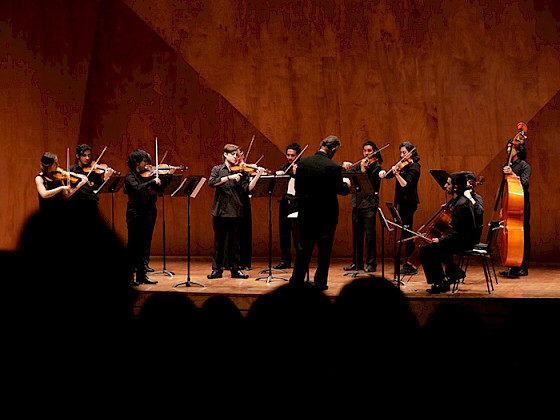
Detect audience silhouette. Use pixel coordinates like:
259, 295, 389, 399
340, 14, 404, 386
5, 203, 559, 393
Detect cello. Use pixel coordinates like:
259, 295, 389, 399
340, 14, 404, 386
494, 123, 526, 267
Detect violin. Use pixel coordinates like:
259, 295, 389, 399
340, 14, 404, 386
230, 162, 270, 175
84, 161, 121, 176
346, 143, 390, 170
393, 157, 413, 172
140, 164, 187, 178
51, 168, 83, 184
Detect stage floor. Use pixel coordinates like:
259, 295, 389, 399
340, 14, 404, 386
133, 256, 560, 326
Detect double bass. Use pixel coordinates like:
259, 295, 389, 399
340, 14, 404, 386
494, 123, 526, 267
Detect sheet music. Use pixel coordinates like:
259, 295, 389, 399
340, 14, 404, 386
190, 177, 206, 198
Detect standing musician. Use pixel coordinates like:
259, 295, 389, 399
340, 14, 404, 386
237, 149, 253, 271
462, 171, 484, 243
379, 141, 421, 275
499, 139, 531, 277
290, 135, 351, 291
35, 152, 88, 213
274, 142, 302, 270
69, 144, 114, 207
342, 141, 383, 273
124, 149, 175, 286
207, 144, 265, 280
419, 172, 477, 294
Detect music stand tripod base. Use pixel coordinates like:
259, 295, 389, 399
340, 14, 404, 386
173, 278, 206, 288
256, 267, 289, 284
152, 269, 175, 278
344, 270, 376, 279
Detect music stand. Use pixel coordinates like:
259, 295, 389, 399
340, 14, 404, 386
94, 175, 124, 233
252, 175, 291, 283
342, 171, 376, 278
386, 202, 405, 287
378, 207, 394, 280
172, 175, 207, 288
430, 169, 449, 202
151, 174, 184, 278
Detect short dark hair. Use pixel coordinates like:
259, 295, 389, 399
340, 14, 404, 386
449, 172, 468, 194
285, 143, 302, 155
127, 149, 149, 169
461, 171, 476, 181
321, 135, 341, 150
75, 144, 91, 156
399, 141, 419, 162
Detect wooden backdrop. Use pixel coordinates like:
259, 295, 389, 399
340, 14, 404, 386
1, 0, 559, 262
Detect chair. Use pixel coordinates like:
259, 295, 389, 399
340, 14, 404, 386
452, 221, 501, 294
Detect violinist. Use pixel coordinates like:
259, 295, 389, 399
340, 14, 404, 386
379, 141, 421, 275
68, 144, 114, 207
208, 144, 265, 280
342, 141, 383, 272
499, 140, 531, 277
238, 149, 253, 270
35, 152, 88, 213
462, 171, 484, 243
274, 142, 302, 270
419, 172, 477, 294
124, 149, 176, 286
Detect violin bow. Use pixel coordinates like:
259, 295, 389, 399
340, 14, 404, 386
155, 137, 159, 180
347, 142, 390, 169
283, 144, 309, 174
86, 145, 108, 178
391, 146, 416, 172
244, 134, 256, 163
66, 147, 71, 186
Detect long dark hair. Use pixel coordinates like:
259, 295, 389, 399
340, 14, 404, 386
400, 141, 419, 162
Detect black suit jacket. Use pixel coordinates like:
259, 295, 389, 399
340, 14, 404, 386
295, 150, 350, 226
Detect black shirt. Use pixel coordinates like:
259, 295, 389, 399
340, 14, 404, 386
509, 158, 531, 202
209, 163, 250, 218
124, 170, 160, 211
439, 195, 477, 251
385, 161, 421, 209
347, 162, 381, 208
68, 164, 103, 203
37, 174, 64, 213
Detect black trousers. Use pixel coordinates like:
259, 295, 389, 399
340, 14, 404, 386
522, 202, 531, 270
126, 207, 152, 281
143, 205, 157, 268
212, 216, 242, 271
239, 204, 252, 268
351, 206, 378, 268
291, 221, 336, 288
397, 204, 416, 263
419, 241, 462, 285
278, 198, 300, 264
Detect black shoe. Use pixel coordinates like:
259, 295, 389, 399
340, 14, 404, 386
129, 279, 140, 286
138, 277, 158, 285
344, 263, 364, 271
274, 261, 292, 270
426, 281, 450, 294
401, 263, 417, 275
517, 268, 529, 276
365, 264, 377, 273
145, 266, 155, 273
207, 270, 223, 279
499, 268, 519, 277
314, 283, 328, 291
231, 269, 249, 279
239, 266, 251, 271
